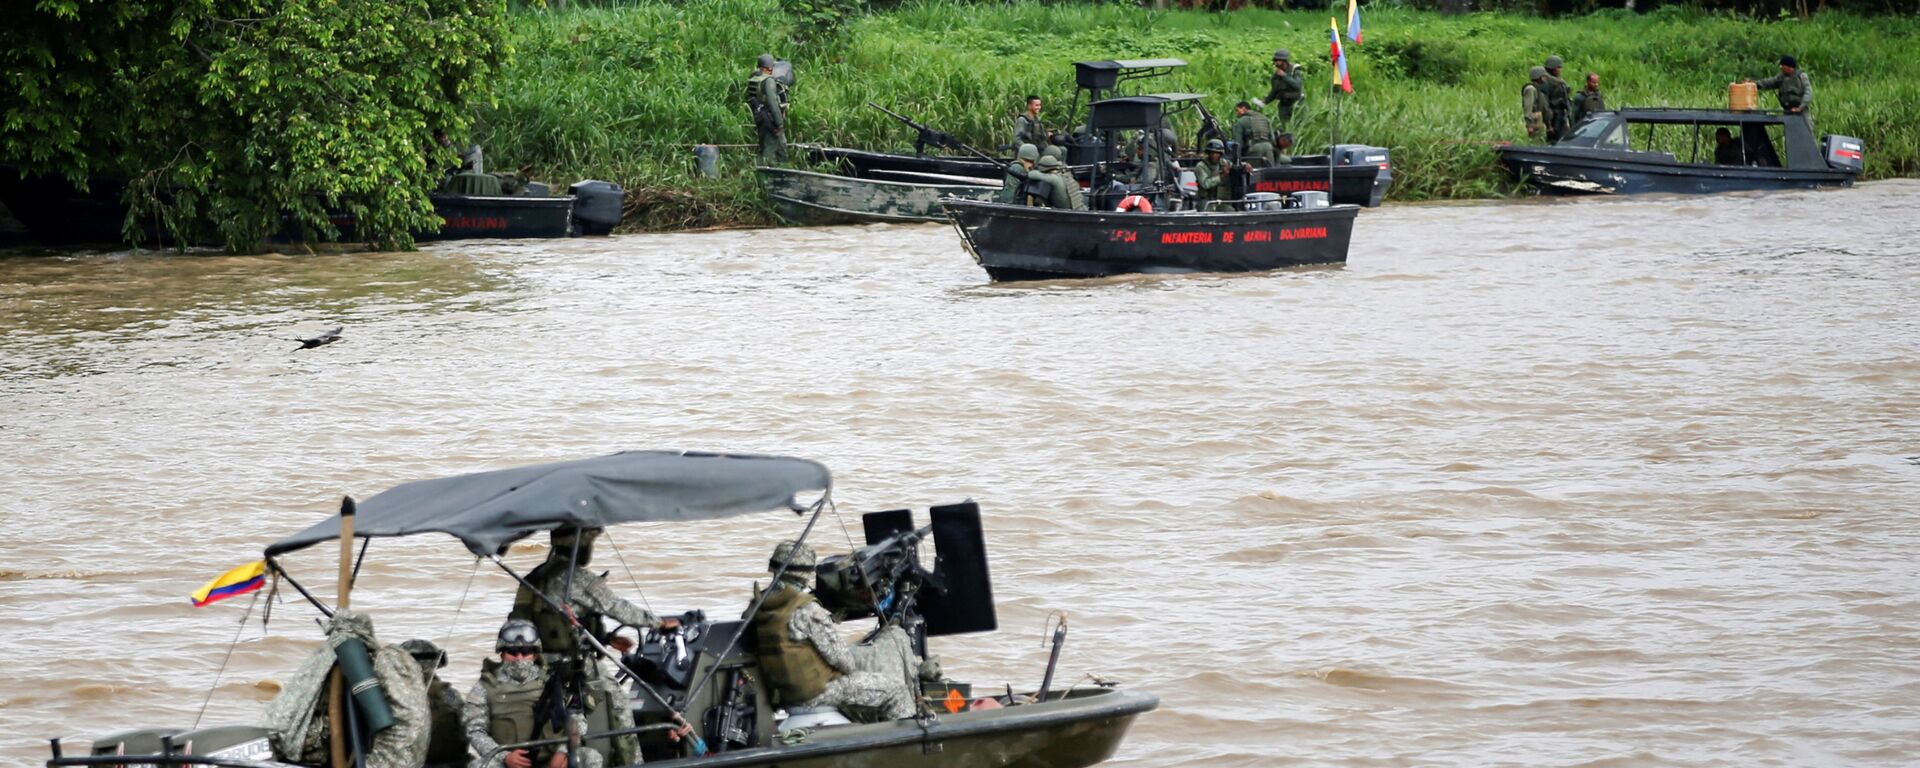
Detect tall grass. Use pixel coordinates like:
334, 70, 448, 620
480, 1, 1920, 228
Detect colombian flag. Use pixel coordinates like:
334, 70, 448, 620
190, 561, 266, 607
1347, 0, 1363, 44
1329, 19, 1354, 94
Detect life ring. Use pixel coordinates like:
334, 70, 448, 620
1114, 195, 1153, 213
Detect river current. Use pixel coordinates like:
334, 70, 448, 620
2, 182, 1917, 766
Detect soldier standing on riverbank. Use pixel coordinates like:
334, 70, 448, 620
1749, 55, 1811, 114
1265, 50, 1304, 129
747, 53, 789, 165
1572, 72, 1606, 126
1522, 66, 1550, 142
1541, 55, 1572, 141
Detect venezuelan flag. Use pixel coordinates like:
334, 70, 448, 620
1347, 0, 1363, 44
1329, 19, 1354, 94
190, 561, 266, 607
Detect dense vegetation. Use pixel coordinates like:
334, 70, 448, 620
0, 0, 509, 250
480, 0, 1920, 229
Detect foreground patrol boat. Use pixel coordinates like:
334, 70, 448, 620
46, 451, 1156, 768
1495, 108, 1863, 195
943, 93, 1359, 282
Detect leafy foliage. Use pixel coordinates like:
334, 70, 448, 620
0, 0, 510, 250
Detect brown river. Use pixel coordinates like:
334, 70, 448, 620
2, 182, 1918, 766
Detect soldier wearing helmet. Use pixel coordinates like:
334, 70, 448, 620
746, 53, 790, 164
997, 143, 1041, 204
462, 621, 600, 768
508, 526, 674, 767
402, 639, 469, 768
1265, 48, 1304, 128
1522, 66, 1550, 141
749, 540, 921, 723
1039, 154, 1084, 210
1541, 55, 1572, 141
1193, 139, 1234, 204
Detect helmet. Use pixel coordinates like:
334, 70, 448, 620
1205, 139, 1226, 153
1544, 55, 1563, 70
1037, 155, 1063, 169
1529, 66, 1547, 80
1779, 55, 1797, 68
769, 540, 817, 574
549, 525, 600, 567
401, 639, 447, 668
756, 53, 776, 69
1041, 144, 1064, 160
1016, 143, 1040, 163
496, 620, 541, 653
1273, 48, 1291, 62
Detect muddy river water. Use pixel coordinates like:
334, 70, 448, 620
2, 182, 1917, 766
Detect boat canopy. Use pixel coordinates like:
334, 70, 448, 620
1089, 93, 1206, 131
1613, 107, 1795, 125
265, 451, 832, 557
1073, 59, 1186, 91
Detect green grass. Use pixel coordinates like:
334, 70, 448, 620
478, 1, 1920, 228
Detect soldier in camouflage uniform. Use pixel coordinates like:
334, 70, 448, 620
1522, 66, 1550, 142
1192, 139, 1234, 205
1541, 55, 1573, 142
1013, 96, 1047, 150
746, 53, 789, 165
1030, 155, 1076, 209
750, 541, 921, 723
1231, 101, 1274, 165
404, 639, 472, 768
264, 611, 430, 768
1039, 155, 1083, 210
1572, 72, 1606, 126
1752, 55, 1812, 114
510, 526, 674, 767
462, 620, 603, 768
997, 144, 1040, 205
1265, 49, 1304, 129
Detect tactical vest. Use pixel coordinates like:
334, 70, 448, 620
511, 564, 599, 658
479, 658, 563, 751
1240, 113, 1273, 145
424, 678, 469, 766
751, 587, 839, 705
745, 74, 786, 122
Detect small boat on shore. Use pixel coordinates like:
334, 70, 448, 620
756, 165, 997, 225
1496, 108, 1863, 195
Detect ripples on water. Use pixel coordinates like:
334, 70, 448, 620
2, 182, 1917, 766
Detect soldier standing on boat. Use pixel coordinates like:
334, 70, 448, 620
402, 639, 472, 768
1265, 49, 1304, 129
1541, 55, 1573, 142
1572, 72, 1606, 126
1231, 101, 1274, 165
1034, 155, 1078, 209
509, 526, 676, 767
1193, 139, 1234, 205
1522, 66, 1550, 142
750, 540, 924, 723
998, 144, 1040, 204
1748, 55, 1811, 114
462, 620, 601, 768
1013, 96, 1048, 150
746, 53, 790, 165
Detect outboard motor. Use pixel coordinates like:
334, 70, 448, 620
1176, 168, 1198, 199
1242, 191, 1283, 211
1288, 191, 1331, 209
1823, 135, 1865, 173
569, 179, 623, 236
1330, 143, 1392, 206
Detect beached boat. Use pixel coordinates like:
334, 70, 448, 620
1495, 108, 1863, 195
756, 165, 997, 225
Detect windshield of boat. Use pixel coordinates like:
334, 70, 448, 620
1566, 117, 1627, 149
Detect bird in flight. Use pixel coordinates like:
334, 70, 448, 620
293, 326, 344, 351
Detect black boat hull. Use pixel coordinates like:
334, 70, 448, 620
1241, 162, 1387, 207
943, 199, 1358, 281
1497, 146, 1856, 195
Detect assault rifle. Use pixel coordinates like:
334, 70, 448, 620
1194, 101, 1229, 162
867, 102, 966, 156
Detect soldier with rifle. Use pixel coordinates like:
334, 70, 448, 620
748, 541, 924, 723
463, 621, 599, 768
746, 53, 790, 165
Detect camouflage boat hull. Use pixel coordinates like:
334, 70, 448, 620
758, 166, 998, 226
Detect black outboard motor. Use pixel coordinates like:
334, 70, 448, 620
569, 180, 623, 236
1823, 135, 1865, 174
1330, 143, 1392, 206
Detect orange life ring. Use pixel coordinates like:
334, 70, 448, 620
1114, 195, 1154, 213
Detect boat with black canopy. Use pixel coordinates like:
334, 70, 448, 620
45, 450, 1157, 768
942, 93, 1359, 282
1495, 108, 1863, 195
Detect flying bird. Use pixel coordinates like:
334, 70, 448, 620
293, 326, 344, 351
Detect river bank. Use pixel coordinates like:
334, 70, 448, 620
477, 0, 1920, 230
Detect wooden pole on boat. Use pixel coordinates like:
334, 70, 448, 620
337, 497, 356, 610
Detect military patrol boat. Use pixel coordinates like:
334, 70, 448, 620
942, 93, 1359, 282
45, 451, 1157, 768
1495, 108, 1864, 195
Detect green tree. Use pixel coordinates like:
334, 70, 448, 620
1, 0, 510, 250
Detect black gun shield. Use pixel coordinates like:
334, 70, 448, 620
922, 502, 997, 636
863, 509, 916, 544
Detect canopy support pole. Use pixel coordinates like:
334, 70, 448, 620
685, 494, 830, 711
266, 556, 333, 618
337, 497, 357, 611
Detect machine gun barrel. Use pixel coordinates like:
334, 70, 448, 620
866, 102, 973, 158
